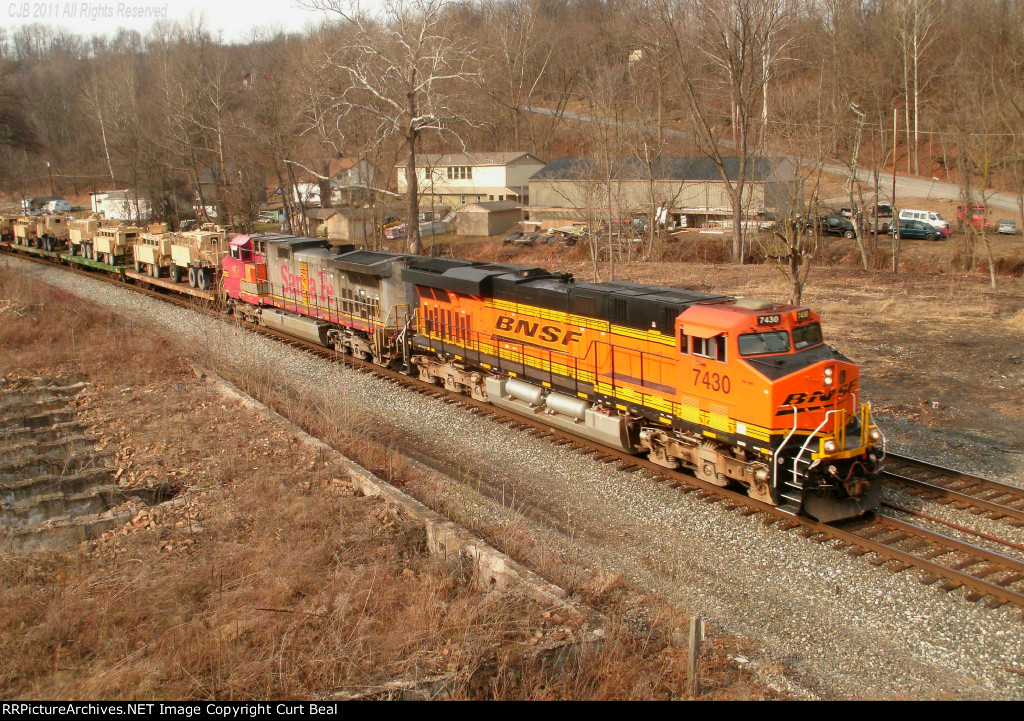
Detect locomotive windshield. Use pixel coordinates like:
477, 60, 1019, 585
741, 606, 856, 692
792, 322, 823, 350
738, 330, 790, 356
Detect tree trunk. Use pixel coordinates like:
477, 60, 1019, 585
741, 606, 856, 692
981, 233, 997, 289
406, 130, 421, 255
405, 84, 422, 256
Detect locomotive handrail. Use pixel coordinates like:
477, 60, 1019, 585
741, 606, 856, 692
793, 410, 836, 491
773, 405, 799, 491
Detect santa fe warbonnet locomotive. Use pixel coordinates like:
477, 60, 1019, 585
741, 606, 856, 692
214, 233, 882, 523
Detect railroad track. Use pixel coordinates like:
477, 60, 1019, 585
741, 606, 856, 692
882, 453, 1024, 528
6, 243, 1024, 614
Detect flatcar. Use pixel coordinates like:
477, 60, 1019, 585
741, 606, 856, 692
401, 258, 882, 523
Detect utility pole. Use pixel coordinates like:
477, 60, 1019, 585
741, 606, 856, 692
47, 162, 55, 197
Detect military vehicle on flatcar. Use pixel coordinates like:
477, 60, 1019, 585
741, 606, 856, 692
171, 224, 229, 288
133, 223, 174, 277
91, 224, 143, 265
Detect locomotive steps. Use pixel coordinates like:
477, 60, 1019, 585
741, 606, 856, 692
0, 377, 176, 552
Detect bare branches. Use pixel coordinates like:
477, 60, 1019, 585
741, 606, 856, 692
305, 0, 478, 254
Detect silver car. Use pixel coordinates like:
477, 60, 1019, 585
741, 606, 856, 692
997, 219, 1018, 235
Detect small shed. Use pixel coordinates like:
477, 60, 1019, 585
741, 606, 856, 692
454, 201, 522, 237
304, 208, 375, 243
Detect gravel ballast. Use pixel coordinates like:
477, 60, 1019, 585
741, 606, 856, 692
5, 255, 1024, 700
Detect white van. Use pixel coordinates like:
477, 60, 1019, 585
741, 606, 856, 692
898, 209, 950, 235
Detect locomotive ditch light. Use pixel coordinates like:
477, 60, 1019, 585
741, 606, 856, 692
869, 428, 882, 442
823, 439, 838, 454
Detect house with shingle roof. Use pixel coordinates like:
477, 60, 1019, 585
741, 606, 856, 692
397, 151, 546, 208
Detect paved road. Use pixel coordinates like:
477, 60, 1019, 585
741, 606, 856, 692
529, 106, 1023, 214
823, 163, 1022, 213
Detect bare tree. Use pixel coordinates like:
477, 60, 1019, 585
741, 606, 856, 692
306, 0, 477, 255
891, 0, 941, 175
658, 0, 790, 264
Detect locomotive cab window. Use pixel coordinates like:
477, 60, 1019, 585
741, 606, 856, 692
693, 335, 727, 362
739, 330, 790, 356
792, 322, 823, 350
679, 331, 689, 354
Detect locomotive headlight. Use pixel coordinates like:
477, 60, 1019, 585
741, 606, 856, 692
869, 428, 882, 442
824, 367, 834, 385
823, 439, 837, 453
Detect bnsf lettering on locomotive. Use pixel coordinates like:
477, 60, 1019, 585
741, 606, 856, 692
782, 380, 856, 408
495, 315, 582, 346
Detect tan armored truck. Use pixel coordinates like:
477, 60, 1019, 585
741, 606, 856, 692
170, 224, 229, 289
34, 214, 70, 251
68, 216, 104, 257
133, 223, 175, 277
0, 215, 16, 243
12, 216, 38, 247
91, 224, 143, 265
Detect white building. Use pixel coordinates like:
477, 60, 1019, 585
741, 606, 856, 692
293, 158, 379, 207
397, 152, 546, 208
90, 190, 152, 222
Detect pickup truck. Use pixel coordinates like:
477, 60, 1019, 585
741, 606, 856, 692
807, 214, 857, 238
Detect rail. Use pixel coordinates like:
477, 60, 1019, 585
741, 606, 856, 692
6, 243, 1024, 614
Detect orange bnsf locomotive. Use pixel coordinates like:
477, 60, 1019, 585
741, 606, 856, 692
403, 258, 883, 523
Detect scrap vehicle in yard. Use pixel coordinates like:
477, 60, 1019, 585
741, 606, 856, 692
890, 219, 941, 241
996, 219, 1018, 235
808, 214, 857, 238
957, 203, 990, 230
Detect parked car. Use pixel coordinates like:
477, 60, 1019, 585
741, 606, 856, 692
996, 219, 1019, 235
891, 219, 941, 241
898, 208, 951, 236
808, 214, 857, 238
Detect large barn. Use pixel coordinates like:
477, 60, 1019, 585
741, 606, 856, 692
526, 156, 797, 228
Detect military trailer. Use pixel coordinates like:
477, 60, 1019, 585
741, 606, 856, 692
170, 224, 229, 289
133, 223, 174, 277
91, 224, 142, 265
69, 216, 104, 257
